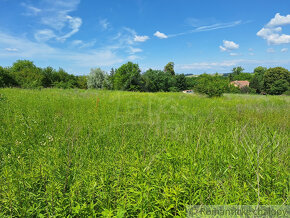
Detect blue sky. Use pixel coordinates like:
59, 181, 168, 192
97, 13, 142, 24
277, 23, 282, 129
0, 0, 290, 75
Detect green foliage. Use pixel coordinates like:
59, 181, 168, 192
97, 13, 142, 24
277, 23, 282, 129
185, 76, 198, 89
142, 69, 165, 92
228, 67, 253, 82
164, 62, 175, 76
0, 66, 18, 87
142, 69, 182, 92
175, 74, 187, 91
9, 60, 44, 88
114, 62, 142, 91
168, 86, 179, 92
240, 86, 256, 94
87, 68, 107, 89
13, 68, 44, 88
250, 66, 267, 93
41, 66, 56, 88
282, 89, 290, 95
1, 60, 289, 96
0, 61, 86, 89
11, 60, 36, 72
231, 66, 244, 75
263, 67, 290, 95
226, 84, 241, 93
231, 73, 253, 81
103, 68, 115, 90
195, 74, 228, 97
0, 89, 289, 216
76, 76, 88, 89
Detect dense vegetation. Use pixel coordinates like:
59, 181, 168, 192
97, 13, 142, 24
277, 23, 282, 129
0, 89, 289, 216
0, 60, 289, 97
0, 60, 87, 89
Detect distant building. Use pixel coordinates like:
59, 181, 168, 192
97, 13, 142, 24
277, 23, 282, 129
183, 90, 194, 94
230, 80, 250, 88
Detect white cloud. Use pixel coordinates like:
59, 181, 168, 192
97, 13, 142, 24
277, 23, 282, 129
230, 53, 239, 56
128, 55, 140, 61
57, 15, 82, 41
0, 31, 123, 71
220, 40, 239, 52
249, 52, 254, 56
134, 35, 149, 42
154, 31, 168, 39
71, 39, 96, 48
34, 29, 56, 41
23, 0, 82, 42
168, 20, 242, 38
4, 48, 19, 52
179, 60, 240, 70
195, 21, 242, 32
281, 48, 288, 52
178, 59, 290, 71
257, 13, 290, 45
21, 3, 42, 16
219, 46, 227, 52
97, 28, 145, 61
99, 19, 110, 30
128, 47, 143, 54
267, 48, 275, 53
267, 13, 290, 27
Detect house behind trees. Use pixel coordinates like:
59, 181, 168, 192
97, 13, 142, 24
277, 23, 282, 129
230, 80, 250, 88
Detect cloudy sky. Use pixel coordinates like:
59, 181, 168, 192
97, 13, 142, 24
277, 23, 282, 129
0, 0, 290, 75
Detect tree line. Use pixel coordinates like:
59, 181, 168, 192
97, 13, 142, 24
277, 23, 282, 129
0, 60, 87, 89
1, 60, 289, 97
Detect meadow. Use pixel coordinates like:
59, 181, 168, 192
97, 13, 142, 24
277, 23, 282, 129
0, 88, 289, 217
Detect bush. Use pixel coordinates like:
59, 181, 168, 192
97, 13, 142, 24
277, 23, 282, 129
87, 68, 107, 89
282, 89, 290, 96
240, 86, 256, 94
0, 67, 18, 87
264, 67, 290, 95
226, 84, 241, 93
195, 74, 227, 97
168, 87, 179, 92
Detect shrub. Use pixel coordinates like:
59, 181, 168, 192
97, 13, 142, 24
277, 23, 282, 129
264, 67, 290, 95
168, 87, 179, 92
195, 74, 227, 97
87, 68, 107, 89
282, 89, 290, 96
240, 86, 256, 94
0, 67, 18, 87
227, 84, 241, 93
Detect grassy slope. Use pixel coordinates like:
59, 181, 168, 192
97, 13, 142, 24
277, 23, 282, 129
0, 89, 289, 217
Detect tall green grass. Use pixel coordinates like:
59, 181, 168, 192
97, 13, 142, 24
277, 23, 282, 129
0, 89, 289, 217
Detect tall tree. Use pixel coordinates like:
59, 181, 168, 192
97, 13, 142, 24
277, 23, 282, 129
114, 62, 142, 91
232, 66, 244, 75
87, 68, 107, 89
164, 62, 175, 76
229, 66, 244, 81
142, 69, 175, 92
250, 66, 267, 93
263, 67, 290, 95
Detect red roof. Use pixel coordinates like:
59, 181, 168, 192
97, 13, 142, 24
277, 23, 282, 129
230, 80, 250, 88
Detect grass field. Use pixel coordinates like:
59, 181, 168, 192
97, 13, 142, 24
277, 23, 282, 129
0, 88, 289, 217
